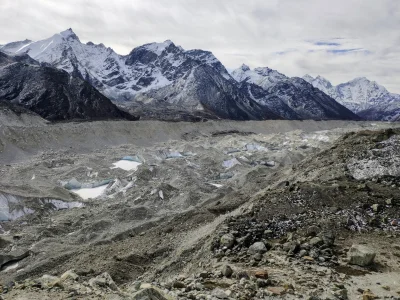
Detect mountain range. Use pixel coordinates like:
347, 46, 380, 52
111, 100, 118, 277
303, 75, 400, 121
0, 28, 396, 121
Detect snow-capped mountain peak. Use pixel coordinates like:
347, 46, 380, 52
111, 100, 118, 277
315, 75, 334, 90
303, 75, 334, 96
142, 40, 175, 55
231, 65, 287, 89
59, 28, 79, 40
303, 74, 314, 82
240, 64, 250, 71
304, 73, 400, 121
254, 66, 281, 77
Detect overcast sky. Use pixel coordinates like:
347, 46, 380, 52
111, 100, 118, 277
1, 0, 399, 93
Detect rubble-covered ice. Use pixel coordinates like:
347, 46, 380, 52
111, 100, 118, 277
245, 143, 266, 151
347, 135, 400, 180
61, 178, 113, 190
219, 172, 234, 180
0, 192, 84, 221
158, 150, 186, 159
303, 131, 330, 143
223, 158, 241, 169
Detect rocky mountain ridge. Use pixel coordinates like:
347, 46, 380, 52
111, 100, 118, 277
232, 65, 359, 120
303, 75, 400, 121
1, 29, 360, 121
0, 52, 137, 121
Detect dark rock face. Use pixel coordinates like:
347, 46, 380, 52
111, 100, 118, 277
135, 64, 280, 121
0, 53, 137, 121
233, 65, 360, 121
264, 78, 360, 120
239, 82, 301, 120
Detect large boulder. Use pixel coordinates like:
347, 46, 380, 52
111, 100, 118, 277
89, 272, 119, 291
221, 265, 233, 278
131, 284, 175, 300
248, 242, 267, 254
220, 233, 235, 249
347, 245, 376, 266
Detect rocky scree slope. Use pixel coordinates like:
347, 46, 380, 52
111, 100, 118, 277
0, 52, 137, 121
232, 64, 360, 121
303, 74, 400, 121
2, 29, 360, 121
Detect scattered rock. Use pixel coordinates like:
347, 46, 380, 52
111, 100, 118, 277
347, 245, 376, 266
267, 286, 286, 295
131, 284, 175, 300
172, 281, 186, 289
332, 287, 348, 299
303, 256, 314, 261
221, 265, 233, 278
60, 270, 79, 281
254, 270, 268, 279
362, 289, 377, 300
248, 242, 267, 254
309, 237, 324, 247
212, 288, 229, 299
320, 231, 335, 247
371, 204, 381, 212
306, 225, 320, 237
220, 233, 235, 249
89, 272, 118, 291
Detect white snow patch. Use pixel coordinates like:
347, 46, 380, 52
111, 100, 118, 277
209, 183, 223, 188
71, 185, 108, 200
143, 40, 173, 55
111, 160, 141, 171
3, 262, 19, 272
16, 41, 34, 53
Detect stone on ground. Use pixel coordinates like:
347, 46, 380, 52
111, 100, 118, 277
347, 244, 376, 266
248, 242, 267, 254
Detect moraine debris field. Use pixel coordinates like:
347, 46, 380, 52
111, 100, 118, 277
0, 113, 400, 299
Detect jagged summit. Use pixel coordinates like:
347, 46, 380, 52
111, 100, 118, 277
303, 74, 314, 81
254, 66, 275, 75
231, 64, 288, 90
140, 40, 176, 55
240, 64, 250, 71
348, 77, 371, 84
59, 28, 77, 38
